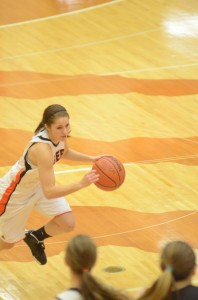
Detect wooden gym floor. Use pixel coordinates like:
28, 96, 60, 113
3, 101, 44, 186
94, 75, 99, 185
0, 0, 198, 299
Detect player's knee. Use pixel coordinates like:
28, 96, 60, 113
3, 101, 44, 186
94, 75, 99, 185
65, 221, 75, 232
54, 212, 75, 232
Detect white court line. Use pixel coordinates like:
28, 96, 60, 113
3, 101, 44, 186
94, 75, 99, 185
54, 154, 198, 174
100, 62, 198, 75
15, 154, 198, 277
0, 0, 123, 29
15, 211, 198, 294
0, 27, 159, 62
13, 151, 198, 248
93, 211, 197, 240
15, 211, 197, 248
55, 167, 91, 174
0, 61, 197, 88
182, 138, 198, 145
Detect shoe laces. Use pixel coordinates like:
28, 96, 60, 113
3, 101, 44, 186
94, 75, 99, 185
30, 232, 45, 250
36, 241, 45, 251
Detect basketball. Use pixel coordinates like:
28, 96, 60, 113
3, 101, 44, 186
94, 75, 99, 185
92, 156, 125, 191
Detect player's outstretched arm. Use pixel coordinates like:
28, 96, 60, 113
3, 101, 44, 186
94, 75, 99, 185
62, 148, 105, 163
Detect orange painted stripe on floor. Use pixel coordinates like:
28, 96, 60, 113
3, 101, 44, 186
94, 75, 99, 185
0, 0, 112, 26
0, 169, 25, 216
0, 129, 198, 166
1, 71, 198, 98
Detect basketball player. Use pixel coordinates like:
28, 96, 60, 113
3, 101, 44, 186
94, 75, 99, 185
0, 104, 102, 265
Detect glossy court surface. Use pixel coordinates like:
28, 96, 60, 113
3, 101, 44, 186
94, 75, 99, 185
0, 0, 198, 299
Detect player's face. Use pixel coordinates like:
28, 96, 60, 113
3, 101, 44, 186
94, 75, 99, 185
46, 116, 71, 143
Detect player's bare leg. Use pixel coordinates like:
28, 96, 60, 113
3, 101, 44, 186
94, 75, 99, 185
44, 212, 75, 236
24, 212, 75, 265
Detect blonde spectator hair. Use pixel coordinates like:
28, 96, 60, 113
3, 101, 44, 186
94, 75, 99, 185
137, 240, 196, 300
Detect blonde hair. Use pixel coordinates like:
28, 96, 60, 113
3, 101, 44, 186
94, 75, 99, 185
66, 234, 132, 300
137, 240, 196, 300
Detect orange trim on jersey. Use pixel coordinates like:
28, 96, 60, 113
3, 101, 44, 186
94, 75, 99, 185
0, 169, 25, 216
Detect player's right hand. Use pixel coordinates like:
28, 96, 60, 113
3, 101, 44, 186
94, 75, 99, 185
80, 170, 99, 187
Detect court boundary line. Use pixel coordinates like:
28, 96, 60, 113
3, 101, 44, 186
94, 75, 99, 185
54, 153, 198, 175
14, 211, 197, 249
13, 155, 198, 276
12, 210, 198, 295
0, 1, 197, 295
15, 152, 198, 246
93, 211, 198, 240
182, 138, 198, 145
0, 28, 159, 62
0, 61, 197, 87
0, 0, 123, 29
100, 62, 198, 75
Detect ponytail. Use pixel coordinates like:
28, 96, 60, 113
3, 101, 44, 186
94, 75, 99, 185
137, 240, 196, 300
137, 268, 173, 300
65, 234, 131, 300
34, 121, 45, 134
81, 272, 130, 300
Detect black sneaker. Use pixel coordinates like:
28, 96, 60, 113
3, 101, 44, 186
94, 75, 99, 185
24, 230, 47, 265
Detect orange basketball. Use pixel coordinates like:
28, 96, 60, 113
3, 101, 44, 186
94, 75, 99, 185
92, 156, 125, 191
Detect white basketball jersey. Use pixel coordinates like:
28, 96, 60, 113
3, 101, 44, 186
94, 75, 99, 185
0, 129, 65, 216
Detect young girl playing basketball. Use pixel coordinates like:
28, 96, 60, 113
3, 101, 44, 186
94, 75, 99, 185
0, 104, 102, 265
